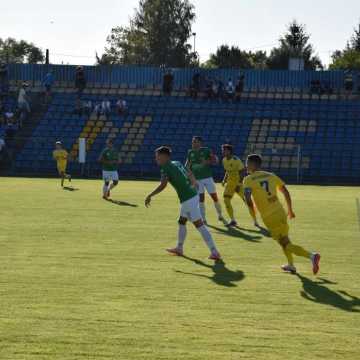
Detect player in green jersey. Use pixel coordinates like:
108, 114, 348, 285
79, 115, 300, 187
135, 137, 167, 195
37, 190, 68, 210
98, 139, 120, 199
145, 146, 221, 260
185, 136, 225, 224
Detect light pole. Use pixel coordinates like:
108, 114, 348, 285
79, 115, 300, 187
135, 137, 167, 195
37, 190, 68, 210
192, 32, 197, 54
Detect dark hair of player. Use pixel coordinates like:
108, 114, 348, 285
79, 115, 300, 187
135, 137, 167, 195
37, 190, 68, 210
155, 146, 172, 156
247, 154, 262, 166
193, 136, 203, 143
222, 144, 233, 153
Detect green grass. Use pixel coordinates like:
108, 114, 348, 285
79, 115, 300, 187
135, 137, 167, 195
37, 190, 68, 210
0, 177, 359, 360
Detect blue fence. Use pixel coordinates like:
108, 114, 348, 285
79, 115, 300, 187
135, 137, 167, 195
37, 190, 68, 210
8, 63, 348, 89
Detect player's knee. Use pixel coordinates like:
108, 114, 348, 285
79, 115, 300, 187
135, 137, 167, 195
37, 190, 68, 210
199, 194, 205, 202
193, 219, 204, 228
105, 181, 110, 186
279, 237, 290, 248
178, 217, 187, 225
113, 181, 119, 186
210, 193, 218, 202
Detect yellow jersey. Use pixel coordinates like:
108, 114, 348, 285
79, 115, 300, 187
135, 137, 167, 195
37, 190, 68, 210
222, 156, 244, 183
53, 149, 68, 165
243, 170, 285, 218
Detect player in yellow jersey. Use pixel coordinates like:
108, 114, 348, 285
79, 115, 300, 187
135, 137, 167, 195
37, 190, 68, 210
53, 141, 71, 187
221, 144, 258, 227
243, 154, 320, 275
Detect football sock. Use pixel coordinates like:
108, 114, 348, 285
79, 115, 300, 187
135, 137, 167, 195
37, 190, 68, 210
197, 225, 217, 253
214, 201, 222, 217
199, 202, 206, 221
177, 224, 187, 249
224, 197, 235, 220
287, 243, 311, 259
282, 246, 294, 265
103, 184, 109, 195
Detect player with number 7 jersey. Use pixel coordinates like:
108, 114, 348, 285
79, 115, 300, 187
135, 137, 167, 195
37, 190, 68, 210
243, 154, 320, 275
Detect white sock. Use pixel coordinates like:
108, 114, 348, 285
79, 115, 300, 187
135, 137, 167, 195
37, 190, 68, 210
177, 225, 187, 249
214, 201, 222, 217
103, 184, 109, 195
197, 225, 218, 253
199, 202, 206, 221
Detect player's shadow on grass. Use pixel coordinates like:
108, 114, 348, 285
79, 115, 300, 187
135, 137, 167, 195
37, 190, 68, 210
105, 199, 138, 207
207, 224, 262, 242
237, 225, 271, 238
297, 274, 360, 312
175, 257, 245, 287
62, 186, 79, 191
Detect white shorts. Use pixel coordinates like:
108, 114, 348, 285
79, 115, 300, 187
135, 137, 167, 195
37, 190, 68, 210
197, 177, 216, 195
180, 195, 202, 222
102, 170, 119, 181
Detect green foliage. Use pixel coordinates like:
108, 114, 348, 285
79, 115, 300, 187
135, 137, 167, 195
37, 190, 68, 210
267, 20, 323, 70
0, 178, 359, 359
0, 37, 44, 64
206, 45, 267, 69
329, 22, 360, 70
98, 0, 196, 67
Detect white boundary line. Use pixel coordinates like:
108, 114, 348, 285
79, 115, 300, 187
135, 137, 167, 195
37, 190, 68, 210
356, 198, 360, 232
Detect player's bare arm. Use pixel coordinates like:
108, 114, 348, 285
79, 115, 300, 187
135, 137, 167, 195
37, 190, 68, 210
279, 185, 295, 219
145, 177, 168, 207
244, 188, 256, 213
187, 170, 198, 189
239, 169, 247, 182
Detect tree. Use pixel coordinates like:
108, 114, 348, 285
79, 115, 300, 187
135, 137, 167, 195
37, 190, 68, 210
267, 21, 323, 70
329, 22, 360, 70
0, 37, 44, 64
205, 45, 267, 69
98, 0, 196, 67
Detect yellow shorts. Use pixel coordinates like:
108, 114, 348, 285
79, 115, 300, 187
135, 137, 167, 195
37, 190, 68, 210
224, 181, 243, 198
57, 162, 67, 174
262, 209, 289, 241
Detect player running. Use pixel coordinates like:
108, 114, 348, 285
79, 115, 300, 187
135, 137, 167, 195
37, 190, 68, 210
221, 144, 258, 227
98, 139, 120, 199
243, 154, 320, 275
185, 136, 224, 224
53, 141, 71, 187
145, 146, 222, 260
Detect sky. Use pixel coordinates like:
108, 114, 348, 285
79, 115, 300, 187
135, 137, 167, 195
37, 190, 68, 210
1, 0, 360, 67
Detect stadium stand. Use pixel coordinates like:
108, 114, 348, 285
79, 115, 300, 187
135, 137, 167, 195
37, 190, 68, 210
3, 64, 360, 184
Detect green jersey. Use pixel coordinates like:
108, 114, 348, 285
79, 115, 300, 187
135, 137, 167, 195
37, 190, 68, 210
187, 147, 213, 180
101, 147, 119, 171
160, 161, 197, 203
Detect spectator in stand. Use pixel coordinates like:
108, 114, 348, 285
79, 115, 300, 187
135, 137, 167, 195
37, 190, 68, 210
205, 79, 213, 99
344, 71, 353, 94
94, 103, 102, 120
190, 72, 201, 99
212, 80, 219, 99
75, 66, 87, 98
43, 71, 54, 102
116, 98, 127, 115
225, 78, 235, 100
163, 70, 174, 96
217, 79, 224, 100
235, 75, 245, 101
18, 82, 31, 123
83, 100, 92, 116
101, 100, 111, 120
0, 63, 9, 96
310, 80, 321, 95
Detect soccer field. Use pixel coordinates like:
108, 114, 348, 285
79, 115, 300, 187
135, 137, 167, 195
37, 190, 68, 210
0, 178, 359, 360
